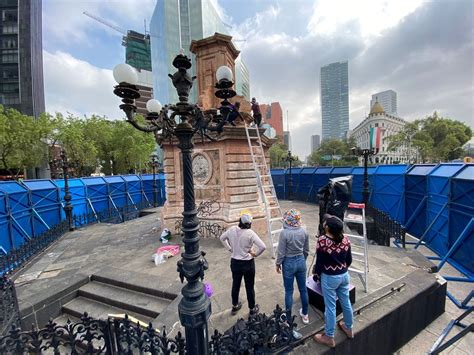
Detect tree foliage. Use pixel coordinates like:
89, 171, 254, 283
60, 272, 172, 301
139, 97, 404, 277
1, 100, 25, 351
307, 137, 358, 166
269, 142, 302, 168
0, 106, 54, 177
1, 106, 156, 178
387, 112, 472, 163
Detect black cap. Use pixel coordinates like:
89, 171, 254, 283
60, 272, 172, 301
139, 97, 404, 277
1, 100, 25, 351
323, 214, 343, 234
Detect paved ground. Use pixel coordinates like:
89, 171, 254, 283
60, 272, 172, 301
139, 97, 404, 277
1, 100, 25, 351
13, 200, 473, 354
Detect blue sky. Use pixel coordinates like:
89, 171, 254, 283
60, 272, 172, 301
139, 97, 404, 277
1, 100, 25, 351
42, 0, 474, 158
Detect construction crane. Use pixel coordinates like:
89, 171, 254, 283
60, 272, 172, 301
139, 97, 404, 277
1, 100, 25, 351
83, 11, 127, 35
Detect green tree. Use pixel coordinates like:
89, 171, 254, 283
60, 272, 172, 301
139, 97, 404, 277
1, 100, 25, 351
269, 142, 302, 168
269, 142, 288, 168
0, 106, 54, 178
388, 112, 472, 163
307, 138, 358, 166
109, 120, 156, 174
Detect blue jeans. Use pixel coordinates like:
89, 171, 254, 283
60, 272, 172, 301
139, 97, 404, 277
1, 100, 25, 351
321, 272, 353, 337
282, 255, 309, 316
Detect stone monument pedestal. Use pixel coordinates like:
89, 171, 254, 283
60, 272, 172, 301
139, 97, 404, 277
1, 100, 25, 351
162, 125, 274, 239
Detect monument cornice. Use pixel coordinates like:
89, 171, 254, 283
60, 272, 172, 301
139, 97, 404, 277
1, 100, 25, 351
190, 32, 240, 59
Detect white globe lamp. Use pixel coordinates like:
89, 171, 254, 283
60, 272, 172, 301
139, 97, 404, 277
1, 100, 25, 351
113, 63, 138, 85
216, 66, 233, 82
146, 99, 162, 113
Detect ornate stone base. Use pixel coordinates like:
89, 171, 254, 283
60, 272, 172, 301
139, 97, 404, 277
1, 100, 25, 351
161, 125, 275, 241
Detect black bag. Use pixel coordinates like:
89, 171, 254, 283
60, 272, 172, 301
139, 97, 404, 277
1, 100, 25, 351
317, 176, 353, 235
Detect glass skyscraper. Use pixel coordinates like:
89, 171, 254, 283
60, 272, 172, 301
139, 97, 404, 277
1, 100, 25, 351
235, 56, 250, 101
150, 0, 249, 104
0, 0, 44, 117
320, 61, 349, 140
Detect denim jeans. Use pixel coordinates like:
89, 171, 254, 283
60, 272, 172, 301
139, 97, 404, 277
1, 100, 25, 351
282, 255, 309, 316
321, 272, 353, 337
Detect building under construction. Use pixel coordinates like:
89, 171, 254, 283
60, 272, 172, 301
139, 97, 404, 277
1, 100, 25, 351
123, 30, 152, 72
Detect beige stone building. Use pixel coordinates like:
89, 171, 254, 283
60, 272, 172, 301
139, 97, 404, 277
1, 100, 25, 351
351, 101, 412, 164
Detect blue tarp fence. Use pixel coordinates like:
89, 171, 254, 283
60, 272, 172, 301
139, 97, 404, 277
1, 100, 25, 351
1, 165, 472, 280
271, 164, 474, 279
0, 174, 166, 254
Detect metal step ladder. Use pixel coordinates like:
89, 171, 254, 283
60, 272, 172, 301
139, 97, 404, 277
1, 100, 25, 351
245, 123, 283, 258
344, 202, 369, 292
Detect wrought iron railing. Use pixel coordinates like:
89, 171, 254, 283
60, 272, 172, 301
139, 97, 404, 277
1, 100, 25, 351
0, 307, 299, 354
1, 201, 156, 276
0, 221, 70, 276
366, 204, 406, 248
0, 275, 20, 337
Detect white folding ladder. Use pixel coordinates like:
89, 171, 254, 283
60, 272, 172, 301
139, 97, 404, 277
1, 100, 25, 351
344, 202, 369, 292
245, 123, 283, 258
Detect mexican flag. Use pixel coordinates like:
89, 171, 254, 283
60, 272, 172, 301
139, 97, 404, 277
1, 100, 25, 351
370, 127, 381, 150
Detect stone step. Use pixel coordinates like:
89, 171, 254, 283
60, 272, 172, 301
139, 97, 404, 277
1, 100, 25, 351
62, 296, 153, 323
91, 273, 177, 300
53, 313, 80, 325
78, 281, 171, 318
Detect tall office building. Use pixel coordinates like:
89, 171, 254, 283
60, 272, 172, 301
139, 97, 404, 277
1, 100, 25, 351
0, 0, 44, 117
320, 61, 349, 141
150, 0, 249, 105
235, 55, 250, 101
311, 134, 320, 152
283, 131, 291, 149
370, 90, 397, 115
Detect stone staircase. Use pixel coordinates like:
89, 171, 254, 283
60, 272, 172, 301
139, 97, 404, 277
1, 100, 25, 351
55, 275, 174, 325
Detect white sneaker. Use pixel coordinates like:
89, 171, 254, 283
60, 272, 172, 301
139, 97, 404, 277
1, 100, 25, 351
299, 308, 309, 324
292, 330, 303, 339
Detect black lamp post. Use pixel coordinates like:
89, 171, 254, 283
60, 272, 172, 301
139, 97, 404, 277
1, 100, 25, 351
352, 147, 376, 204
60, 150, 74, 231
150, 154, 159, 207
112, 55, 218, 354
285, 150, 296, 200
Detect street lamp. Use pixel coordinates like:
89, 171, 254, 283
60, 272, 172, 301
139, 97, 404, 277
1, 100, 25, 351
60, 150, 74, 231
285, 150, 296, 200
113, 56, 215, 354
351, 147, 376, 204
150, 154, 159, 207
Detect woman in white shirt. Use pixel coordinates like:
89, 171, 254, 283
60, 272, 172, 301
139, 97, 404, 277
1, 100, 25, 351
220, 211, 266, 315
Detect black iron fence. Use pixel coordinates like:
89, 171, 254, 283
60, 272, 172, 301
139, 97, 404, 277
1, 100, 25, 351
0, 275, 20, 337
0, 296, 298, 354
1, 201, 155, 276
0, 221, 70, 276
366, 204, 406, 248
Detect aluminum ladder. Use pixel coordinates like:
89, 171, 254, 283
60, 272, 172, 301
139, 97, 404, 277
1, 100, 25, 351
245, 123, 283, 258
344, 202, 369, 292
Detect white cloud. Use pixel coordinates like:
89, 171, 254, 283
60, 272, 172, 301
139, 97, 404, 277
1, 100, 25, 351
307, 0, 425, 41
216, 0, 473, 159
43, 50, 124, 119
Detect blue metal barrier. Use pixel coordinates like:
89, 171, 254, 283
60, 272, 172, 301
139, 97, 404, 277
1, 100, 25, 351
0, 182, 32, 252
351, 166, 375, 203
53, 178, 87, 220
298, 167, 317, 201
371, 164, 408, 222
271, 169, 285, 199
141, 174, 166, 206
21, 180, 61, 237
404, 165, 436, 238
419, 164, 464, 256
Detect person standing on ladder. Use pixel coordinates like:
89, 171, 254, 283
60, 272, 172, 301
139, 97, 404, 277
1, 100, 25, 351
313, 214, 354, 348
